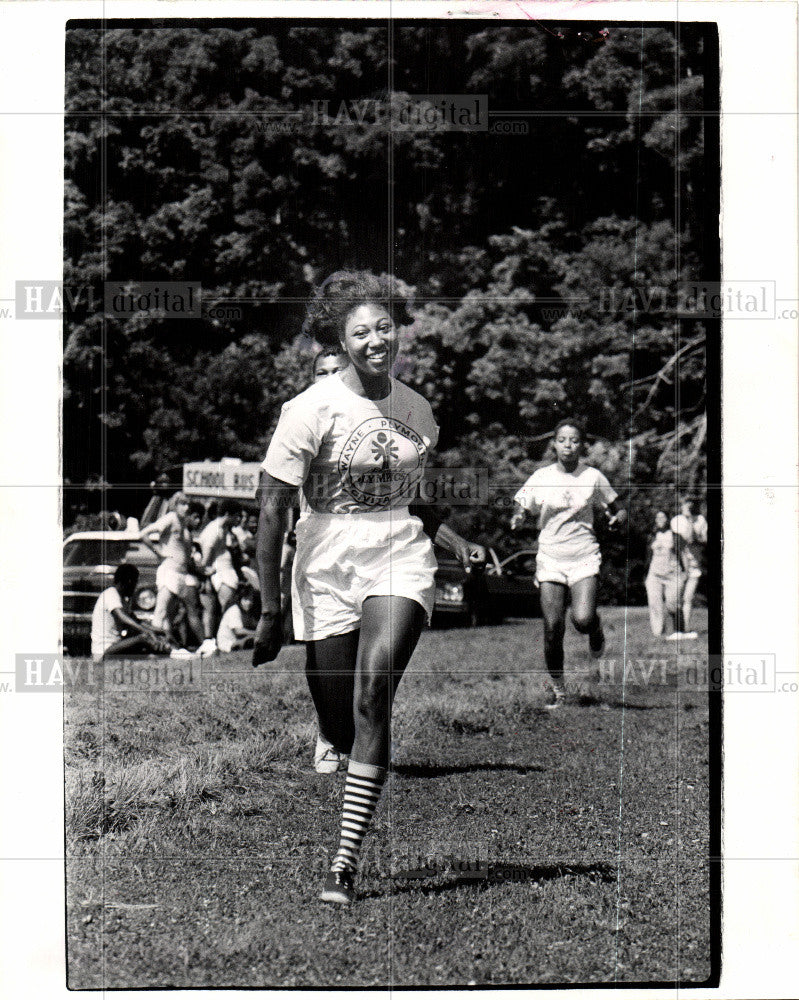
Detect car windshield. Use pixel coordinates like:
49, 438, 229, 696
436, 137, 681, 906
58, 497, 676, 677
64, 539, 156, 567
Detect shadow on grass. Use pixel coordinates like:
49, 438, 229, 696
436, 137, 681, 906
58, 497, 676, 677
574, 693, 668, 711
360, 860, 616, 900
392, 762, 545, 778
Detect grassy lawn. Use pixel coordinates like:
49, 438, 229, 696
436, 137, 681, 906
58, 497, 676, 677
65, 606, 713, 988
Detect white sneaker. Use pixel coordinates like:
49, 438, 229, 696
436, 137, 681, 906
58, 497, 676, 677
314, 734, 347, 774
198, 637, 218, 658
169, 647, 194, 660
544, 683, 566, 710
665, 632, 682, 641
682, 631, 699, 640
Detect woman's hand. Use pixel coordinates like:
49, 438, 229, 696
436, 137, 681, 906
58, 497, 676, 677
607, 508, 627, 530
453, 537, 487, 570
252, 611, 283, 666
510, 510, 526, 532
433, 522, 486, 570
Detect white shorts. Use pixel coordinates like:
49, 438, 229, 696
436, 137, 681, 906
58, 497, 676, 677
292, 508, 437, 642
211, 566, 239, 592
156, 560, 190, 599
536, 548, 601, 587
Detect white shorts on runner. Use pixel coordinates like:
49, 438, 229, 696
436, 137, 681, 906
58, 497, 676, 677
536, 549, 602, 587
292, 508, 437, 642
156, 560, 190, 599
211, 566, 239, 592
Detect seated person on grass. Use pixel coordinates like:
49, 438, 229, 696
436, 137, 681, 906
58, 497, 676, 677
91, 563, 171, 663
216, 586, 258, 653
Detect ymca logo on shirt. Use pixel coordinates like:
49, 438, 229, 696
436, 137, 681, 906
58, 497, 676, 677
338, 416, 426, 506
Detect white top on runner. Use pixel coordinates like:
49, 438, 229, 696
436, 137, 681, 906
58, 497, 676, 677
514, 462, 617, 560
263, 373, 439, 515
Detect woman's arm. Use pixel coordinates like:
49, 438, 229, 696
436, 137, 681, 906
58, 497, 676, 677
111, 607, 168, 650
605, 497, 627, 529
432, 522, 486, 568
252, 471, 296, 665
140, 512, 174, 556
410, 469, 485, 567
510, 501, 528, 532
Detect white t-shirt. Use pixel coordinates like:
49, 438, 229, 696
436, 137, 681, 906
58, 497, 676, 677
217, 604, 244, 653
671, 512, 706, 570
649, 529, 680, 577
514, 463, 618, 561
91, 586, 123, 658
263, 374, 439, 514
199, 519, 235, 573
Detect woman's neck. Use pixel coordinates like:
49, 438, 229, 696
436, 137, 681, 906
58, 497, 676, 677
338, 365, 391, 400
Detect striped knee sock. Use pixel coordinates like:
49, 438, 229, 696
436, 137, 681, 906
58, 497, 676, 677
330, 760, 387, 873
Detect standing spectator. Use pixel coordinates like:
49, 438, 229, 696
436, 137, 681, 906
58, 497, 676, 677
141, 492, 204, 648
644, 511, 686, 638
198, 499, 241, 643
671, 497, 705, 636
91, 564, 171, 662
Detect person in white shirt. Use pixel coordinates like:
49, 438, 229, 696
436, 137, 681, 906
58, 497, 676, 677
91, 563, 170, 662
216, 587, 258, 652
511, 420, 626, 706
670, 496, 706, 636
252, 270, 485, 905
645, 510, 686, 637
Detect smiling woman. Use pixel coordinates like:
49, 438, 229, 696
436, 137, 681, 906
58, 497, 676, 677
251, 270, 485, 905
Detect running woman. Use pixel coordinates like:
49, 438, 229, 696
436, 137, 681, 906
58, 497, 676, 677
510, 420, 626, 706
312, 345, 349, 382
253, 271, 485, 904
645, 510, 686, 638
141, 491, 205, 648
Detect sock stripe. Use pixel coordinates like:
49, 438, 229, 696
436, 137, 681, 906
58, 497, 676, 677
330, 762, 387, 874
346, 777, 382, 793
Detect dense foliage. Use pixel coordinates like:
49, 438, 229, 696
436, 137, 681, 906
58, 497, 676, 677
64, 21, 715, 599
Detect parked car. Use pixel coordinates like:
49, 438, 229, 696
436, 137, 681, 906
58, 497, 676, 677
432, 545, 541, 627
431, 546, 480, 626
63, 530, 160, 655
481, 548, 541, 621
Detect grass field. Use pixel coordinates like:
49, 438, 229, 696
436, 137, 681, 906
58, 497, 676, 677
65, 606, 713, 988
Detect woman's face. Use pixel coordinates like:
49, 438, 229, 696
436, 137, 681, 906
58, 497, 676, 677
553, 425, 582, 465
175, 498, 189, 520
340, 303, 398, 379
313, 352, 349, 381
655, 511, 668, 531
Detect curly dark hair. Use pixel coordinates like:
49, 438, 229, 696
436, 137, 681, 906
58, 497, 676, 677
303, 271, 415, 346
553, 418, 586, 442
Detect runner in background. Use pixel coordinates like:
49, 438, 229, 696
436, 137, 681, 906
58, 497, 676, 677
644, 510, 686, 638
670, 496, 706, 638
511, 420, 626, 707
